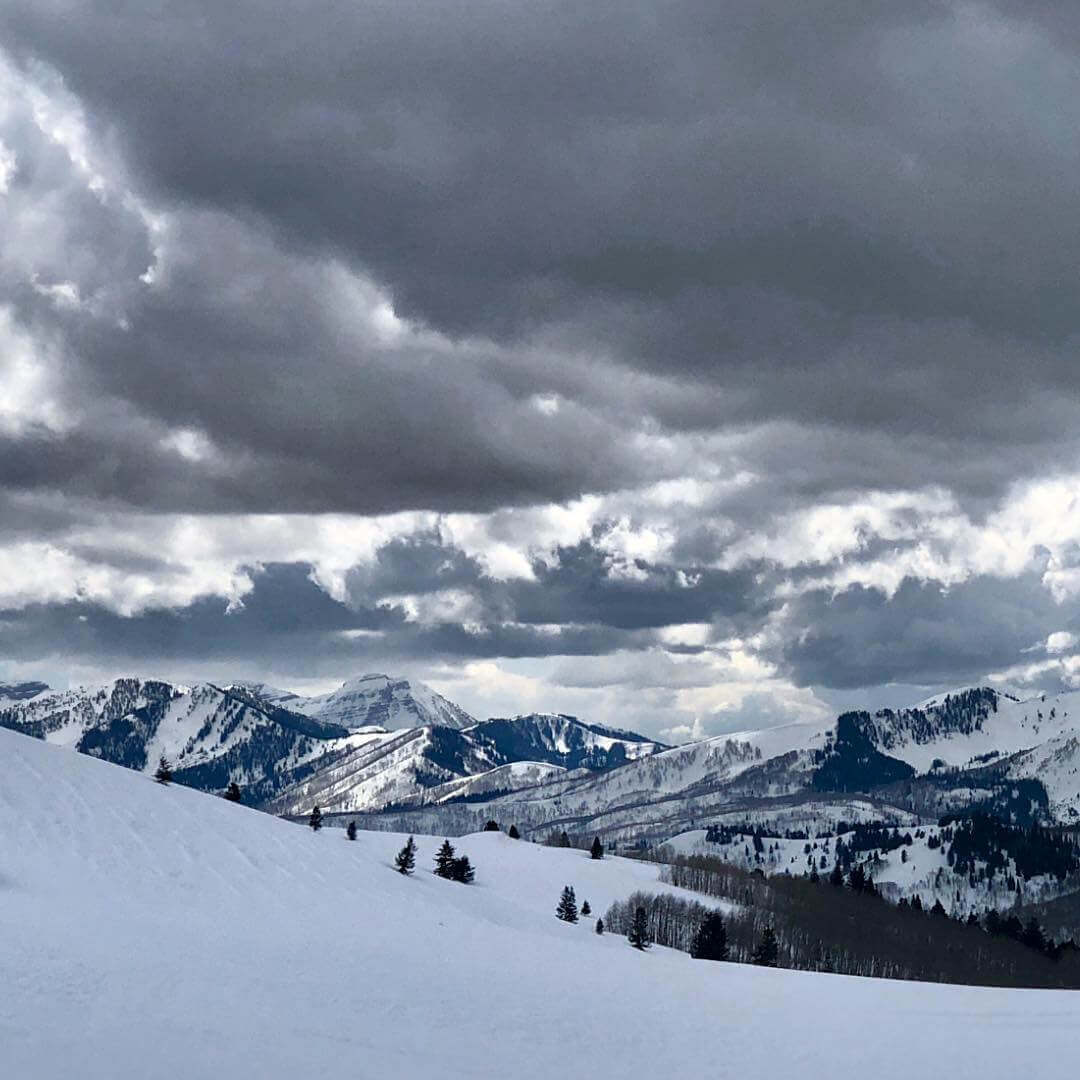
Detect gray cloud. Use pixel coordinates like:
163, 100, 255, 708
779, 570, 1080, 691
5, 4, 1080, 726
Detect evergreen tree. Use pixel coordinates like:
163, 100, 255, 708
828, 863, 844, 887
395, 835, 417, 875
1022, 917, 1046, 953
154, 754, 173, 784
595, 918, 604, 935
508, 825, 521, 839
223, 781, 242, 802
581, 900, 591, 916
451, 855, 475, 884
556, 885, 579, 923
434, 839, 456, 879
751, 926, 779, 967
483, 820, 500, 832
911, 895, 924, 913
308, 805, 323, 831
559, 831, 571, 848
590, 836, 604, 860
346, 821, 358, 841
690, 912, 728, 961
628, 906, 650, 950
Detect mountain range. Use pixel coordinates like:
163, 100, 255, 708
6, 675, 1080, 848
0, 674, 665, 810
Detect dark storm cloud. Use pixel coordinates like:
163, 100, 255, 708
343, 530, 772, 633
0, 559, 657, 675
6, 1, 1080, 712
779, 571, 1080, 690
6, 0, 1080, 497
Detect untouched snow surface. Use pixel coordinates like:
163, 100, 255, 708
2, 727, 1078, 1079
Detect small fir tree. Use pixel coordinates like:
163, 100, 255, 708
690, 912, 728, 961
628, 906, 650, 950
346, 821, 358, 841
434, 839, 456, 879
308, 805, 323, 831
223, 781, 242, 802
483, 820, 500, 832
581, 900, 591, 916
395, 835, 417, 875
508, 825, 521, 839
556, 885, 578, 923
590, 836, 604, 860
451, 855, 475, 884
752, 926, 779, 967
154, 754, 173, 784
595, 918, 604, 935
559, 831, 571, 848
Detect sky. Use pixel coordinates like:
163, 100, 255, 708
1, 1, 1079, 741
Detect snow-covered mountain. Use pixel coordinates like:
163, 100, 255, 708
348, 686, 1080, 843
267, 712, 667, 816
4, 724, 1075, 1080
0, 677, 366, 803
251, 673, 477, 731
0, 674, 665, 814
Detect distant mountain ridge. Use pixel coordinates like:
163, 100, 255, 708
8, 675, 1080, 850
337, 686, 1080, 847
0, 673, 666, 812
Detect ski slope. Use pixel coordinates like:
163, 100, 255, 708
1, 727, 1078, 1079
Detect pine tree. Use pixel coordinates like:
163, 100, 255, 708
828, 863, 844, 887
690, 912, 728, 961
434, 839, 456, 879
395, 835, 417, 875
346, 821, 358, 841
595, 918, 604, 935
559, 831, 571, 848
581, 900, 591, 916
483, 820, 500, 832
751, 926, 779, 967
628, 906, 650, 950
308, 805, 323, 831
451, 855, 475, 884
223, 781, 242, 802
508, 825, 521, 839
556, 885, 578, 923
154, 754, 173, 784
590, 836, 604, 860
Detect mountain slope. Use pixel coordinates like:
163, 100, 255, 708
2, 725, 1075, 1080
268, 713, 667, 816
0, 678, 368, 803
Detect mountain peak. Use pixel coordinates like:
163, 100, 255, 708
287, 672, 477, 731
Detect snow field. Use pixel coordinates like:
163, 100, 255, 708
2, 727, 1079, 1079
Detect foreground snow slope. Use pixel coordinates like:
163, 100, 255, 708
1, 728, 1078, 1080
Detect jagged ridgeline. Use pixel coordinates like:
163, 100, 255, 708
0, 677, 666, 813
7, 679, 1080, 854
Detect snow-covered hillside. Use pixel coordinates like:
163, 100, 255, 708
858, 687, 1080, 773
3, 726, 1078, 1080
662, 822, 1076, 915
266, 712, 666, 817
